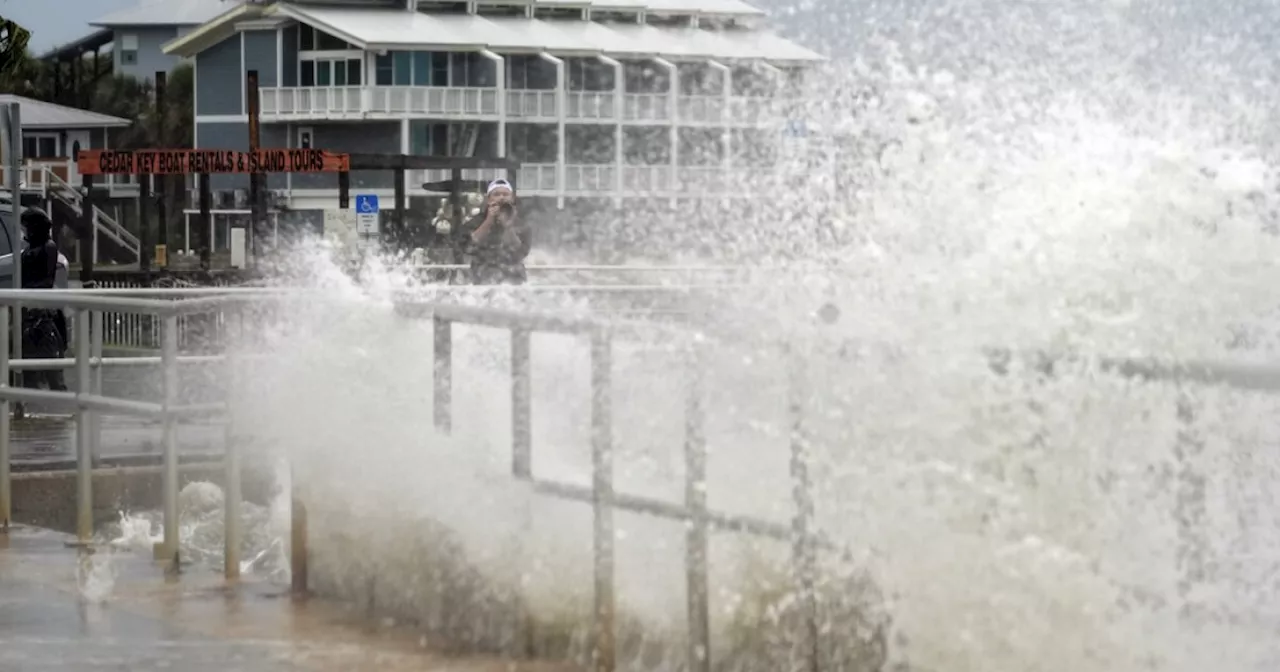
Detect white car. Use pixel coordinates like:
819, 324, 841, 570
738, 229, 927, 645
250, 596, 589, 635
0, 205, 70, 289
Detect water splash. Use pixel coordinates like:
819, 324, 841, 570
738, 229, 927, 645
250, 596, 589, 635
105, 1, 1280, 669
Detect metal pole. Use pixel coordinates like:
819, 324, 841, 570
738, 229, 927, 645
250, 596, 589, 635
0, 305, 10, 532
160, 313, 180, 572
89, 310, 103, 464
433, 315, 452, 433
590, 330, 616, 672
4, 104, 23, 403
74, 308, 93, 546
788, 347, 821, 672
511, 327, 531, 478
224, 308, 242, 580
684, 341, 710, 672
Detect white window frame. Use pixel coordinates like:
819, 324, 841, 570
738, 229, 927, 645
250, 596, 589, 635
23, 132, 61, 158
297, 126, 315, 149
297, 50, 365, 87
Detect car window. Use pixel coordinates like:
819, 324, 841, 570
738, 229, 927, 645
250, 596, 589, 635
0, 209, 13, 257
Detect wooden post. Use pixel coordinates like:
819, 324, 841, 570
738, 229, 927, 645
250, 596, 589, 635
788, 348, 821, 672
511, 328, 532, 478
79, 174, 95, 284
684, 341, 711, 672
338, 171, 350, 209
245, 69, 263, 265
138, 173, 152, 272
198, 173, 211, 270
154, 71, 168, 263
590, 331, 616, 672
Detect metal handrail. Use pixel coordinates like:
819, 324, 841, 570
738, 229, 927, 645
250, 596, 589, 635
0, 290, 243, 581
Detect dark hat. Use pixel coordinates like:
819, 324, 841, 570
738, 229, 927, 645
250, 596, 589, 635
20, 206, 52, 230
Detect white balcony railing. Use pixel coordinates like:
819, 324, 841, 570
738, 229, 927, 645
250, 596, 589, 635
566, 92, 617, 121
256, 86, 792, 126
622, 93, 671, 123
506, 90, 558, 119
367, 86, 499, 117
517, 163, 558, 192
564, 165, 616, 193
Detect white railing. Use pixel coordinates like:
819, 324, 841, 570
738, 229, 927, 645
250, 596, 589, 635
367, 86, 498, 117
563, 164, 616, 193
566, 92, 616, 121
678, 95, 728, 124
622, 165, 673, 193
622, 93, 671, 122
506, 90, 558, 119
92, 207, 142, 263
517, 163, 558, 192
413, 167, 512, 191
256, 86, 796, 126
260, 86, 365, 117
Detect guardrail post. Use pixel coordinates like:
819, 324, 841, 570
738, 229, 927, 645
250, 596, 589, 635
224, 308, 243, 581
787, 346, 821, 672
590, 329, 615, 672
89, 310, 103, 465
433, 315, 452, 433
0, 304, 10, 532
511, 327, 532, 478
291, 462, 309, 596
159, 313, 180, 572
684, 339, 710, 672
73, 308, 93, 547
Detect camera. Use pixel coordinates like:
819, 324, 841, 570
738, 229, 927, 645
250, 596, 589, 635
498, 202, 516, 217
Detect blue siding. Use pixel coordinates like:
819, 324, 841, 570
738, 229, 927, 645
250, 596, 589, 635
291, 122, 401, 190
195, 122, 291, 190
113, 26, 181, 82
242, 31, 278, 88
196, 122, 387, 191
195, 121, 249, 190
281, 26, 298, 87
195, 35, 242, 116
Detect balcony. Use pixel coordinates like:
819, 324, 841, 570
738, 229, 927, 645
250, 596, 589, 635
258, 86, 794, 126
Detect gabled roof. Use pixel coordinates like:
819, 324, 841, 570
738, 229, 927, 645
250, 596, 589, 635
0, 95, 132, 130
91, 0, 244, 27
166, 2, 820, 62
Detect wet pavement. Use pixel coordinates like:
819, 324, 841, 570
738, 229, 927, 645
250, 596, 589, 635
0, 525, 576, 671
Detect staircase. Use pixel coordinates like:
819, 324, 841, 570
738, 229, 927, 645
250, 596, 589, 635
40, 166, 141, 267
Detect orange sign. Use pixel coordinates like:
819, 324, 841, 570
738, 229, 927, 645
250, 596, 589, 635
77, 149, 350, 175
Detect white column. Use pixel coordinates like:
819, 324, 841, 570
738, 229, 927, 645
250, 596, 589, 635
598, 55, 623, 205
539, 52, 566, 208
481, 49, 506, 157
708, 60, 731, 195
652, 57, 677, 206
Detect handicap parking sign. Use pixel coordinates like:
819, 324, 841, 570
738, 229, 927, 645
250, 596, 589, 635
354, 194, 379, 214
354, 194, 380, 234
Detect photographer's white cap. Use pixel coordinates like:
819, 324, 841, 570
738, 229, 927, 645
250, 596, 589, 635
486, 178, 513, 195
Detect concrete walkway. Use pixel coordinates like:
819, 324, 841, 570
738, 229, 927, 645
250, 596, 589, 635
0, 525, 575, 671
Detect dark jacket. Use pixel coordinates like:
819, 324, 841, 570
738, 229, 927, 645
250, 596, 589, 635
459, 211, 531, 285
20, 233, 69, 355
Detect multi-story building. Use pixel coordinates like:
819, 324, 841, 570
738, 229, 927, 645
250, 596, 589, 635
90, 0, 240, 83
161, 0, 822, 215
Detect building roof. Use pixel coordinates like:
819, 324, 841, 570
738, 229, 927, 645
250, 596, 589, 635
0, 95, 132, 130
167, 3, 820, 62
37, 28, 115, 62
91, 0, 243, 27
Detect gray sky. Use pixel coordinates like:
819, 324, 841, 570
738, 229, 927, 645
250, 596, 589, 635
2, 0, 134, 53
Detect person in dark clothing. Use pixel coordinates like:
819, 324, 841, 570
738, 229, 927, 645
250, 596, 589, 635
459, 179, 531, 285
19, 207, 67, 391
